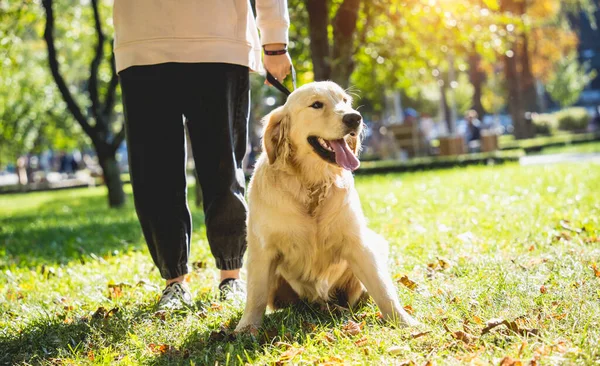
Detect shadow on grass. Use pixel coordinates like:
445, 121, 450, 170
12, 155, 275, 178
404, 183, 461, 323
0, 316, 93, 364
151, 302, 367, 365
0, 190, 205, 269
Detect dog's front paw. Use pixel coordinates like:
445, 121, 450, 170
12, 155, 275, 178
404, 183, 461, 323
234, 323, 260, 336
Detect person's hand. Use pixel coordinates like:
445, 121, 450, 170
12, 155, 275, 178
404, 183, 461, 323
263, 43, 292, 86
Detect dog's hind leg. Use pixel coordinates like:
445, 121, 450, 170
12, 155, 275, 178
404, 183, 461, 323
268, 275, 300, 310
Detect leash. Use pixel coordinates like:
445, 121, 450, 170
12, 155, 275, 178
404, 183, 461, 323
266, 65, 297, 97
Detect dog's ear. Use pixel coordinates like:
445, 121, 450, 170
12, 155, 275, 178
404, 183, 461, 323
262, 106, 290, 164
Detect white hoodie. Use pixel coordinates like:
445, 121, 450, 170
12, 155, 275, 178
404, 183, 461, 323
113, 0, 289, 73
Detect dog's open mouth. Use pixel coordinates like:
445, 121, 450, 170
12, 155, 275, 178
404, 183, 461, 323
307, 135, 360, 171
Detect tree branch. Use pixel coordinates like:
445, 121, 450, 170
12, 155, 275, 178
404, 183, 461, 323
111, 126, 126, 154
103, 40, 119, 118
88, 0, 105, 124
42, 0, 95, 139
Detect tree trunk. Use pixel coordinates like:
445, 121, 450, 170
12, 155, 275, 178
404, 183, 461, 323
519, 34, 538, 114
504, 51, 530, 139
440, 80, 453, 134
330, 0, 360, 88
306, 0, 331, 81
98, 153, 125, 208
468, 51, 486, 119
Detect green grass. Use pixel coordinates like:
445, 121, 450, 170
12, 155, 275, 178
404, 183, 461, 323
1, 163, 599, 365
536, 141, 600, 155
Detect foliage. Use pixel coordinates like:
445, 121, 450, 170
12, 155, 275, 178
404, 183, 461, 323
532, 113, 557, 135
1, 163, 600, 364
556, 107, 592, 131
546, 53, 598, 108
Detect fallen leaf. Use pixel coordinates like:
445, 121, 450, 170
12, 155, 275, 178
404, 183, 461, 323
317, 356, 346, 366
481, 318, 538, 336
451, 330, 475, 344
341, 320, 362, 336
87, 350, 95, 361
584, 236, 600, 244
499, 356, 522, 366
540, 285, 547, 294
276, 347, 304, 364
472, 315, 484, 325
148, 343, 166, 354
403, 305, 414, 315
210, 302, 223, 311
398, 275, 418, 291
591, 264, 600, 277
154, 310, 167, 321
410, 330, 431, 339
323, 332, 336, 343
354, 336, 368, 347
108, 285, 123, 300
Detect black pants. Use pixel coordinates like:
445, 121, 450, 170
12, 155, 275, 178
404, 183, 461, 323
120, 63, 249, 279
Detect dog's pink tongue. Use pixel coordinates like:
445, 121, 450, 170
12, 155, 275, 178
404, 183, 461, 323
329, 139, 360, 171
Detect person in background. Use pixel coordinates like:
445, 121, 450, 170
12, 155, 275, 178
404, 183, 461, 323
465, 110, 482, 143
113, 0, 292, 309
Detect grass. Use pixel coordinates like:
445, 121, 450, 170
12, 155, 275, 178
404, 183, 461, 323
1, 162, 599, 365
535, 141, 600, 155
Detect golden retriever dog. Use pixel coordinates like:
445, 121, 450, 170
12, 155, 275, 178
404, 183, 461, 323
235, 81, 418, 332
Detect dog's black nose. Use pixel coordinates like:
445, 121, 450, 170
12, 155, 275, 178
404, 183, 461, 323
343, 113, 362, 129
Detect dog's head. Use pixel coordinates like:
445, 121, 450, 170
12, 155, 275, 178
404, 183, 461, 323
262, 81, 363, 172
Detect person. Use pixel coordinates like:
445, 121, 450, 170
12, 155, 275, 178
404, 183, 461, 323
465, 110, 482, 142
113, 0, 292, 309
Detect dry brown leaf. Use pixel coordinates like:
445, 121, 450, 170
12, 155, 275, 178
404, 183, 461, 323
210, 302, 223, 311
148, 343, 173, 354
584, 236, 600, 244
87, 350, 95, 361
154, 310, 167, 321
427, 258, 451, 271
481, 318, 538, 336
341, 320, 362, 336
354, 336, 368, 347
472, 315, 484, 325
277, 347, 304, 364
451, 330, 475, 344
398, 275, 418, 290
317, 356, 346, 366
539, 285, 547, 294
591, 263, 600, 277
403, 305, 414, 315
410, 330, 431, 339
499, 356, 523, 366
323, 332, 336, 343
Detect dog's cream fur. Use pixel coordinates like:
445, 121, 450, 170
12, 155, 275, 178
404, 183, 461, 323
236, 81, 418, 332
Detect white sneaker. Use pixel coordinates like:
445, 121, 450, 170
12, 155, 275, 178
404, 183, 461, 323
157, 282, 193, 310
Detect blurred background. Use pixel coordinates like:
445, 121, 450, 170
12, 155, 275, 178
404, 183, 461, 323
1, 0, 599, 206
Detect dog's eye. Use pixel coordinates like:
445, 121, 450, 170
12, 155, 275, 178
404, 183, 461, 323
310, 101, 324, 109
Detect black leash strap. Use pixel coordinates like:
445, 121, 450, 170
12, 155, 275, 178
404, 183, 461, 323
266, 64, 297, 97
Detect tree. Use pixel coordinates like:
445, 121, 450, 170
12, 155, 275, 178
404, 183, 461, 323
305, 0, 362, 87
546, 52, 597, 107
42, 0, 125, 207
